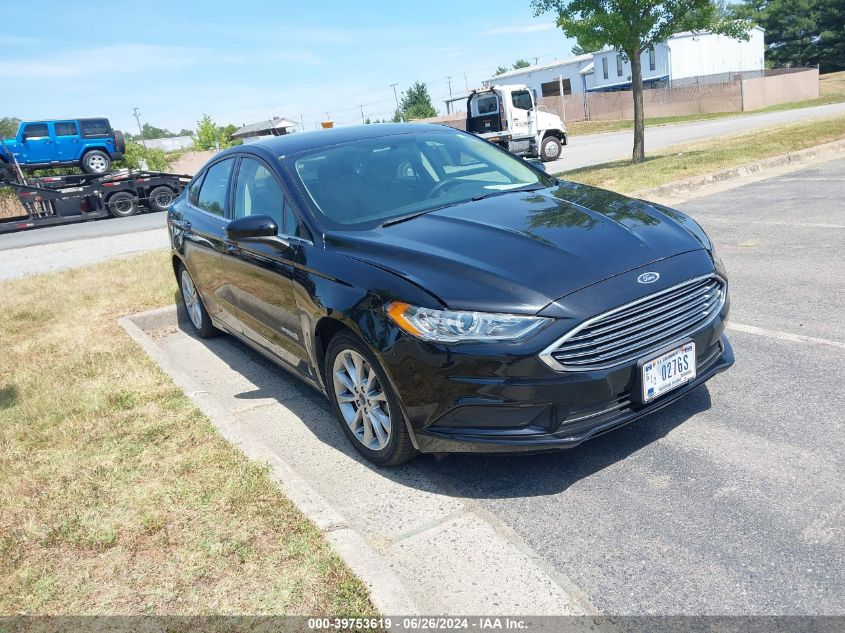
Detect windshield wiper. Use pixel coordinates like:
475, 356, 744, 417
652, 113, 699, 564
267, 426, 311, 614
380, 184, 548, 228
470, 184, 546, 202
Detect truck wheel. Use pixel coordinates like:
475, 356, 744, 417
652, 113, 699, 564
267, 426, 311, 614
82, 150, 111, 174
147, 186, 176, 212
106, 191, 139, 218
540, 136, 562, 162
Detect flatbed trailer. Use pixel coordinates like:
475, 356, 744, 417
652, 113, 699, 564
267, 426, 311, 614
0, 165, 190, 234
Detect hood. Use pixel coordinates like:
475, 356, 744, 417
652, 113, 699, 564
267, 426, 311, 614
326, 182, 705, 314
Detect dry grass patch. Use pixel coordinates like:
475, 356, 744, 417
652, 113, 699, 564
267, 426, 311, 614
0, 251, 374, 615
558, 115, 845, 193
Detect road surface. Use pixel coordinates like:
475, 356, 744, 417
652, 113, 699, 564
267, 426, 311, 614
545, 100, 845, 172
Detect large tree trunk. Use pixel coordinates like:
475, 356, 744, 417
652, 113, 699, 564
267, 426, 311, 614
630, 51, 645, 163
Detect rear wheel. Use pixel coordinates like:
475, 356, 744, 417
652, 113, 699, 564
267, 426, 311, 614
147, 186, 176, 212
81, 150, 111, 174
540, 135, 562, 162
106, 191, 138, 218
326, 333, 417, 467
178, 265, 217, 338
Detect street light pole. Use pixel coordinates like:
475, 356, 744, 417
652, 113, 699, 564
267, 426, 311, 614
132, 107, 146, 148
389, 82, 402, 121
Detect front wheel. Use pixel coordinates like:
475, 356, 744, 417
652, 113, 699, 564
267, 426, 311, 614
81, 150, 111, 174
540, 136, 562, 162
326, 333, 417, 467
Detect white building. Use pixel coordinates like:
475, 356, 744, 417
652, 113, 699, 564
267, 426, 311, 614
474, 27, 765, 103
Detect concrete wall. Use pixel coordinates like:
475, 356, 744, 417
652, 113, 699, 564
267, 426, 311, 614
741, 67, 820, 110
537, 68, 818, 122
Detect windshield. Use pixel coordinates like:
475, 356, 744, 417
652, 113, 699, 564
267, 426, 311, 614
291, 129, 551, 229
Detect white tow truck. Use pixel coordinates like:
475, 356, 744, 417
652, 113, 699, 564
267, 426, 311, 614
465, 84, 567, 162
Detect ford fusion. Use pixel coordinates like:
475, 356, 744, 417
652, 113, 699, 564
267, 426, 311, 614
168, 124, 733, 466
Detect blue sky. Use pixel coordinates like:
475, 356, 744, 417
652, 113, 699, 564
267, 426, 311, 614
0, 1, 576, 134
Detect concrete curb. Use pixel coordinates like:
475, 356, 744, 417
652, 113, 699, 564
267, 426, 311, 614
119, 307, 420, 615
632, 138, 845, 201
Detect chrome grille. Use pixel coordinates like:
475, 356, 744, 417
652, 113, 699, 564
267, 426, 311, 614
542, 275, 726, 371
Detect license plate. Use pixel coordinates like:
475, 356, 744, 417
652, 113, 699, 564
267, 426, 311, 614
641, 342, 696, 403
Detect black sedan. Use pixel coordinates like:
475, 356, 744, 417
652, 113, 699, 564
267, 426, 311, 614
168, 123, 733, 466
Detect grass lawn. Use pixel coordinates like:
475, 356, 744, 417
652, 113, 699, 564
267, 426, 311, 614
0, 251, 374, 615
558, 115, 845, 193
566, 71, 845, 137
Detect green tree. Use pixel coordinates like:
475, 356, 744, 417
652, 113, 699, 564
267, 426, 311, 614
532, 0, 751, 162
512, 58, 532, 69
119, 141, 170, 171
0, 117, 21, 138
494, 66, 510, 76
193, 115, 240, 150
731, 0, 845, 72
399, 82, 438, 120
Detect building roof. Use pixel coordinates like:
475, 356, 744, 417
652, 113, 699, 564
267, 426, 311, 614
484, 53, 594, 83
231, 117, 298, 139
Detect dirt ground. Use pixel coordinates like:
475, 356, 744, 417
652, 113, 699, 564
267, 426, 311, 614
167, 150, 217, 175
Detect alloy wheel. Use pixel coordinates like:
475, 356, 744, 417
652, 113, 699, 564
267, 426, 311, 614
87, 154, 107, 173
332, 349, 392, 451
180, 269, 203, 329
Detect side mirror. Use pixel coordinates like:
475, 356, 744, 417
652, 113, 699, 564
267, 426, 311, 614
226, 214, 278, 240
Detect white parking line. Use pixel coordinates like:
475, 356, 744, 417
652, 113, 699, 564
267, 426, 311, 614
700, 217, 845, 229
728, 322, 845, 350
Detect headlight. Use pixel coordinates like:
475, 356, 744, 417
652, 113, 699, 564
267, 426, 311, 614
386, 302, 550, 343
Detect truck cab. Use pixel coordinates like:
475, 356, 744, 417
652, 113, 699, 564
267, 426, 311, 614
0, 118, 125, 174
466, 85, 567, 162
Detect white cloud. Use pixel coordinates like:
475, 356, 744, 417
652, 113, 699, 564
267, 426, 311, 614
0, 43, 322, 80
482, 23, 556, 36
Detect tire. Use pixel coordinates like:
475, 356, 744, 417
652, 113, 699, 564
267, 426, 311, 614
81, 150, 111, 174
147, 186, 176, 212
113, 130, 126, 154
106, 191, 139, 218
178, 264, 217, 338
325, 332, 417, 467
540, 135, 562, 162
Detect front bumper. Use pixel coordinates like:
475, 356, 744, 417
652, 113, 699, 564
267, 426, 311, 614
408, 334, 733, 454
378, 254, 733, 454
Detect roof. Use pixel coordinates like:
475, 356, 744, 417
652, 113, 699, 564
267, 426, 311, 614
485, 53, 594, 82
231, 117, 298, 139
217, 123, 454, 158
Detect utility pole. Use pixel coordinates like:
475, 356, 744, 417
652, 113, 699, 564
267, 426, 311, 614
300, 114, 304, 131
533, 57, 539, 65
445, 76, 453, 98
360, 105, 365, 124
132, 107, 146, 148
389, 82, 402, 121
463, 73, 469, 91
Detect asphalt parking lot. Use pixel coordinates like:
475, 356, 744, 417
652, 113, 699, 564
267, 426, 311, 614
128, 157, 844, 614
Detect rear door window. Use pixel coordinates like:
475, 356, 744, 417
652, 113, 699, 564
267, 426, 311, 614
54, 121, 79, 136
79, 119, 111, 138
196, 159, 234, 216
22, 123, 49, 139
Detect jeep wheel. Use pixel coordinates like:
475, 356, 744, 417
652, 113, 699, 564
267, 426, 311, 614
82, 150, 111, 174
540, 136, 562, 162
106, 191, 139, 218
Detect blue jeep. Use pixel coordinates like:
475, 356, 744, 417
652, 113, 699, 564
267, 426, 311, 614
0, 118, 125, 174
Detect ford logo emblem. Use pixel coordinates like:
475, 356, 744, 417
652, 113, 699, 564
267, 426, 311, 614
637, 272, 660, 284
